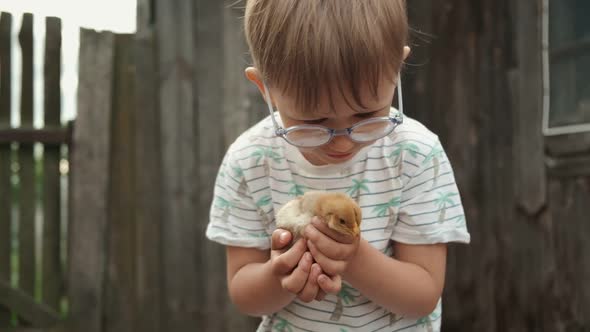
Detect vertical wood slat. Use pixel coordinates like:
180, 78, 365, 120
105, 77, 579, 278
0, 11, 13, 328
104, 34, 137, 332
220, 2, 261, 330
17, 14, 36, 318
41, 16, 62, 312
155, 1, 200, 331
195, 1, 226, 331
67, 29, 114, 332
134, 0, 163, 330
513, 0, 546, 215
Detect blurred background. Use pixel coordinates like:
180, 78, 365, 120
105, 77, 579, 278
0, 0, 589, 331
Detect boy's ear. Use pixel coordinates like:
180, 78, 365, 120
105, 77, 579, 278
403, 46, 411, 61
245, 67, 271, 104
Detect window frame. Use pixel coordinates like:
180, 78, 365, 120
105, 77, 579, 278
542, 0, 590, 136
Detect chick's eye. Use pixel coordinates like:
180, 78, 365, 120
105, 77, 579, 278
339, 218, 346, 225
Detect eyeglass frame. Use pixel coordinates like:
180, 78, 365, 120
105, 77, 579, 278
263, 76, 404, 148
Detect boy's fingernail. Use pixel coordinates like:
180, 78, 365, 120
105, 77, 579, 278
279, 232, 289, 243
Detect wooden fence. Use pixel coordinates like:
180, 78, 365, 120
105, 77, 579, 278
0, 12, 69, 330
2, 1, 590, 332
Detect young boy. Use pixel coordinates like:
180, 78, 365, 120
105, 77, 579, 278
206, 1, 470, 331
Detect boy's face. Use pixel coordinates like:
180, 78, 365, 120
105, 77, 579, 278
269, 77, 396, 166
247, 68, 397, 166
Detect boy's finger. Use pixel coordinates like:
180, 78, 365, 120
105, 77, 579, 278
307, 240, 347, 276
271, 229, 293, 250
297, 263, 322, 303
305, 226, 354, 261
318, 273, 342, 295
281, 252, 313, 294
311, 217, 355, 244
271, 238, 307, 275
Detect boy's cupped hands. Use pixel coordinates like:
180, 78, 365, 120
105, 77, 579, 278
270, 217, 361, 303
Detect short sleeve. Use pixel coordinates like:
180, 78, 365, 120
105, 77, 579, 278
392, 140, 471, 245
206, 147, 272, 250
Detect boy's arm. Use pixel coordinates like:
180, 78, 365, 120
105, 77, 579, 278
343, 240, 446, 318
305, 220, 446, 318
226, 230, 333, 316
226, 246, 295, 316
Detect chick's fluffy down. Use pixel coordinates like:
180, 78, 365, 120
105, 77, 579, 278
275, 191, 362, 239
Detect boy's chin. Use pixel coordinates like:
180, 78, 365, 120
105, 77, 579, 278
303, 151, 357, 166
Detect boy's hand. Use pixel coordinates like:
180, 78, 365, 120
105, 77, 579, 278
304, 216, 361, 279
271, 229, 330, 302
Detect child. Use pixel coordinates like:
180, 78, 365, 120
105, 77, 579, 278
206, 1, 470, 331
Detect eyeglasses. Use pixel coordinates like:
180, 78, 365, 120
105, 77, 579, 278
264, 77, 404, 148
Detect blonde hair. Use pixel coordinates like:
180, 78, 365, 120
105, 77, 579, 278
245, 0, 408, 112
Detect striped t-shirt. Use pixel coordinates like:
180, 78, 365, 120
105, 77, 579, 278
206, 108, 470, 332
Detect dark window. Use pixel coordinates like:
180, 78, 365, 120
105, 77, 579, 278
545, 0, 590, 134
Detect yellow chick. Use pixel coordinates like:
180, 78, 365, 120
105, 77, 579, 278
276, 191, 362, 239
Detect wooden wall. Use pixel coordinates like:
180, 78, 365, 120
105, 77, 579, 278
405, 1, 590, 331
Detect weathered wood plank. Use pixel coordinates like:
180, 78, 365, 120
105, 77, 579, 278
0, 279, 60, 327
546, 132, 590, 156
545, 177, 590, 330
0, 11, 13, 328
0, 327, 66, 332
513, 0, 546, 215
195, 0, 228, 331
67, 29, 114, 332
133, 1, 163, 331
160, 0, 201, 328
406, 1, 513, 331
220, 2, 262, 330
0, 128, 68, 145
155, 1, 200, 330
41, 16, 62, 312
17, 13, 36, 307
104, 34, 137, 332
546, 153, 590, 177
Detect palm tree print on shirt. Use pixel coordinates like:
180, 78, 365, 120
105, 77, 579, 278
389, 142, 420, 174
416, 311, 440, 332
389, 142, 420, 164
232, 165, 244, 178
215, 196, 233, 219
346, 179, 370, 201
434, 192, 458, 223
273, 317, 293, 332
251, 147, 282, 166
288, 181, 306, 197
372, 197, 401, 233
423, 144, 444, 187
256, 195, 273, 228
416, 316, 434, 332
330, 284, 358, 321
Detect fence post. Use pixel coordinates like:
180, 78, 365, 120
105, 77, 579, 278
67, 29, 114, 332
0, 10, 14, 328
134, 0, 163, 330
17, 13, 36, 309
42, 16, 63, 313
155, 1, 201, 330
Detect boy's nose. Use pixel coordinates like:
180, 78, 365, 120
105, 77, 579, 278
328, 134, 356, 152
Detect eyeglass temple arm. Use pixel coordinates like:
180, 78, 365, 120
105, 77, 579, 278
397, 75, 403, 117
263, 83, 282, 130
